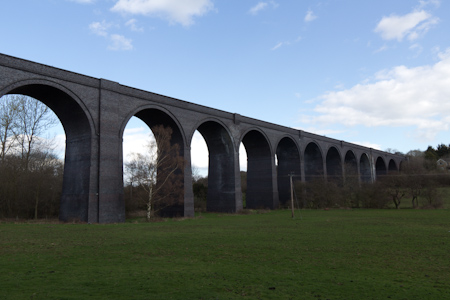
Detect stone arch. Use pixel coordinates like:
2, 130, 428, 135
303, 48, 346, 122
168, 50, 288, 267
194, 119, 237, 212
375, 156, 387, 178
121, 106, 186, 217
304, 142, 324, 181
360, 153, 372, 183
344, 150, 358, 182
0, 80, 95, 222
275, 136, 301, 206
326, 146, 343, 183
241, 129, 276, 209
388, 159, 397, 173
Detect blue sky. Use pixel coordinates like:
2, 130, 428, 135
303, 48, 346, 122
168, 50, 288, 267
1, 0, 450, 173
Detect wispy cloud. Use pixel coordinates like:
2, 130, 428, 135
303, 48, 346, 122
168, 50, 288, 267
249, 1, 278, 15
271, 36, 301, 51
304, 9, 317, 22
271, 42, 284, 51
249, 2, 267, 15
417, 0, 440, 9
302, 48, 450, 142
89, 20, 112, 37
68, 0, 95, 3
125, 19, 144, 32
123, 127, 150, 163
373, 44, 388, 53
111, 0, 215, 27
108, 34, 133, 51
350, 141, 381, 150
374, 9, 439, 41
89, 21, 133, 51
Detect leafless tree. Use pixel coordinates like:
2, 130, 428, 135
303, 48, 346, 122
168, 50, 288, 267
0, 95, 62, 219
0, 96, 20, 161
124, 125, 183, 220
14, 95, 58, 170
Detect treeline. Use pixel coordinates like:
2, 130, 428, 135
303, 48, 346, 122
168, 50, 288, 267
423, 143, 450, 161
296, 152, 449, 210
0, 95, 63, 219
189, 151, 449, 212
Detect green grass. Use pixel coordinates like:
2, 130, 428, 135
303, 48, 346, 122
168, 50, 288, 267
1, 209, 449, 300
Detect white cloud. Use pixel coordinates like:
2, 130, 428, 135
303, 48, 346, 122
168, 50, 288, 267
303, 48, 450, 142
271, 36, 300, 51
249, 1, 278, 15
249, 2, 268, 15
108, 34, 134, 51
89, 21, 112, 37
295, 127, 344, 137
89, 21, 134, 51
125, 19, 144, 32
123, 129, 247, 177
374, 10, 439, 41
271, 42, 284, 51
123, 127, 151, 163
350, 141, 381, 150
190, 132, 247, 173
417, 0, 440, 9
190, 131, 208, 169
111, 0, 214, 26
304, 9, 317, 23
374, 44, 388, 53
69, 0, 95, 3
409, 43, 423, 57
54, 134, 66, 158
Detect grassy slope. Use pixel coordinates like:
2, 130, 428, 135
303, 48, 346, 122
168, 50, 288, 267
1, 209, 449, 300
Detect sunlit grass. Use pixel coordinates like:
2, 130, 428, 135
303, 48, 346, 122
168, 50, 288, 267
1, 209, 449, 299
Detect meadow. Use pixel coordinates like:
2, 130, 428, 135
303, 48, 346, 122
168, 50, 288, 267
1, 208, 449, 300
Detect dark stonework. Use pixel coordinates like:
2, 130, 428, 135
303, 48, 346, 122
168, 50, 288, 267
0, 53, 406, 223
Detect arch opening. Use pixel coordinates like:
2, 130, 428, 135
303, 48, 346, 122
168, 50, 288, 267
122, 109, 185, 218
326, 147, 343, 183
1, 84, 92, 222
190, 130, 208, 212
196, 121, 237, 212
388, 159, 397, 173
344, 150, 358, 183
276, 137, 300, 207
304, 142, 324, 182
360, 153, 372, 183
242, 130, 275, 209
375, 157, 387, 178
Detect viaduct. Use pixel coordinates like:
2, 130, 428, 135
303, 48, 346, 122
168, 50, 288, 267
0, 53, 405, 223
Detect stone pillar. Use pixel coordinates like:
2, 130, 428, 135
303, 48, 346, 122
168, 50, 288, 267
97, 79, 125, 223
246, 156, 276, 209
60, 135, 92, 222
183, 145, 195, 217
233, 146, 243, 212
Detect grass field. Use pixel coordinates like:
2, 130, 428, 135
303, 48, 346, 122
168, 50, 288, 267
1, 209, 449, 300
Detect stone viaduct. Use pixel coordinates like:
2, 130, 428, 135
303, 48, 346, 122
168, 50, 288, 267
0, 53, 405, 223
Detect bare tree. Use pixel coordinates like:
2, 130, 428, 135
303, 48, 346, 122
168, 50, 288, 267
125, 125, 183, 221
14, 95, 58, 170
0, 95, 58, 167
0, 95, 62, 219
0, 96, 20, 161
381, 175, 406, 209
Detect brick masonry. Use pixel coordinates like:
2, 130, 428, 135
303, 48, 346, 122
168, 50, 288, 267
0, 53, 406, 223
